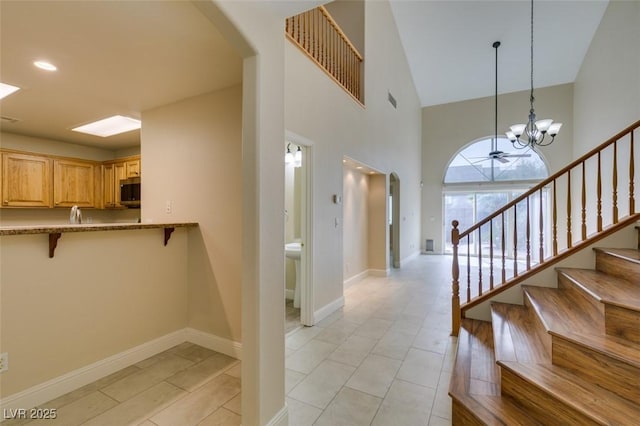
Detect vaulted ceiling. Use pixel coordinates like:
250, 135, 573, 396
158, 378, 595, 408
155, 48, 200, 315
0, 1, 610, 150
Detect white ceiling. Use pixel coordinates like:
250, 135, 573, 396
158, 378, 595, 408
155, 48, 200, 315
0, 1, 610, 150
389, 0, 609, 107
0, 0, 242, 149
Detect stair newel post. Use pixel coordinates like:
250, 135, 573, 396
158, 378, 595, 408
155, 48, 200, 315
451, 220, 461, 336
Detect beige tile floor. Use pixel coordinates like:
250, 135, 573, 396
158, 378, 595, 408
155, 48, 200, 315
3, 343, 241, 426
5, 254, 455, 426
285, 254, 456, 425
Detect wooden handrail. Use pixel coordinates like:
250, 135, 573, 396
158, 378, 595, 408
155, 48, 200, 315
458, 120, 640, 240
451, 120, 640, 336
285, 6, 363, 103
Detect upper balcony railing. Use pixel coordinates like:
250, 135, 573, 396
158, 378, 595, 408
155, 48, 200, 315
450, 120, 640, 336
286, 6, 363, 104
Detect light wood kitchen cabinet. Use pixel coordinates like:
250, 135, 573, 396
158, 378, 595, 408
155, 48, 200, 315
1, 152, 52, 207
125, 159, 140, 177
102, 161, 127, 208
53, 159, 97, 208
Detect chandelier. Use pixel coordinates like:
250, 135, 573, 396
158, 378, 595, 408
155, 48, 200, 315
506, 0, 562, 148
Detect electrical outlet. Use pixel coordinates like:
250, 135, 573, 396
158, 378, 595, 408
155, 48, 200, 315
0, 352, 8, 372
165, 200, 172, 214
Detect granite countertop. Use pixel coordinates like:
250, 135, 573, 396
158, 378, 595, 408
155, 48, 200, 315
0, 222, 198, 236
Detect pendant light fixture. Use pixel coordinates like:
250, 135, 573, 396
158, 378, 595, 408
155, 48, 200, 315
506, 0, 562, 148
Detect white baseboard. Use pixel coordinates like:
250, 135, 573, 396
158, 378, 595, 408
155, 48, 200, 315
185, 328, 242, 360
314, 296, 345, 324
369, 268, 389, 277
266, 404, 289, 426
0, 328, 242, 414
343, 269, 369, 290
0, 329, 186, 413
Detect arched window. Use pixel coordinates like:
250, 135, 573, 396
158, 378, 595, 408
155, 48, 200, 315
444, 137, 548, 184
442, 137, 550, 255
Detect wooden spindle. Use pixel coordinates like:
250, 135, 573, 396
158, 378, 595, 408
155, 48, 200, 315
501, 212, 506, 283
582, 161, 587, 239
478, 227, 482, 296
451, 220, 460, 336
513, 204, 518, 276
466, 235, 471, 302
630, 131, 635, 214
539, 188, 544, 264
597, 154, 602, 232
567, 170, 572, 248
613, 140, 618, 223
553, 180, 558, 256
489, 219, 494, 290
526, 196, 531, 269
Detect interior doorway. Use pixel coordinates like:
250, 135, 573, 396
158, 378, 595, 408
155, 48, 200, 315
389, 173, 400, 268
284, 131, 314, 332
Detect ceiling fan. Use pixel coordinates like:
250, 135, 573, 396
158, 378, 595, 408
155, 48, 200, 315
471, 41, 531, 165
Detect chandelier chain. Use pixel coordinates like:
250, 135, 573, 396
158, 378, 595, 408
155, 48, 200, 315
530, 0, 534, 109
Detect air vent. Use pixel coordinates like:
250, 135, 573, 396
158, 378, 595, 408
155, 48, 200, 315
1, 116, 21, 124
388, 91, 397, 109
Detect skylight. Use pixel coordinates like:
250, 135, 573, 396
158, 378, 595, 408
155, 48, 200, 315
0, 82, 20, 100
72, 115, 141, 137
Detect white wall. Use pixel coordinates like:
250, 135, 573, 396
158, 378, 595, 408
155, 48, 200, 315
422, 84, 574, 253
142, 86, 242, 344
574, 0, 640, 156
572, 0, 640, 228
195, 2, 287, 424
0, 132, 129, 162
285, 0, 422, 313
0, 228, 189, 397
343, 167, 370, 280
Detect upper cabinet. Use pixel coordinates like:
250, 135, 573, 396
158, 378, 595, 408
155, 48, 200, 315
125, 158, 140, 178
1, 152, 52, 208
1, 149, 140, 209
53, 159, 97, 208
102, 161, 127, 209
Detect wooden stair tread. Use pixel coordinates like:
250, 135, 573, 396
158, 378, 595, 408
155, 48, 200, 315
499, 361, 640, 425
490, 303, 550, 364
450, 319, 499, 397
594, 247, 640, 265
451, 319, 542, 426
524, 285, 603, 333
524, 286, 640, 367
557, 268, 640, 311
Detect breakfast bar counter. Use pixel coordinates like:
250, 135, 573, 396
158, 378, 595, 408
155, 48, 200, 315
0, 222, 198, 257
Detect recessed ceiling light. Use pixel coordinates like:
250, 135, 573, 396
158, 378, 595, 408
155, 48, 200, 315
0, 82, 20, 100
72, 115, 141, 137
34, 61, 57, 71
356, 166, 363, 170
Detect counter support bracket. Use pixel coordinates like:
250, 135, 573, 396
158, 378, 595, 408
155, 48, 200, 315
49, 233, 62, 258
164, 227, 175, 246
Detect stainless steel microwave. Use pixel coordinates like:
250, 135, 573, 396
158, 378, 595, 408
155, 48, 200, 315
120, 177, 141, 207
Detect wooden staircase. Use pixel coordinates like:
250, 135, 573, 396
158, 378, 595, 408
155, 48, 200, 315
450, 240, 640, 424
